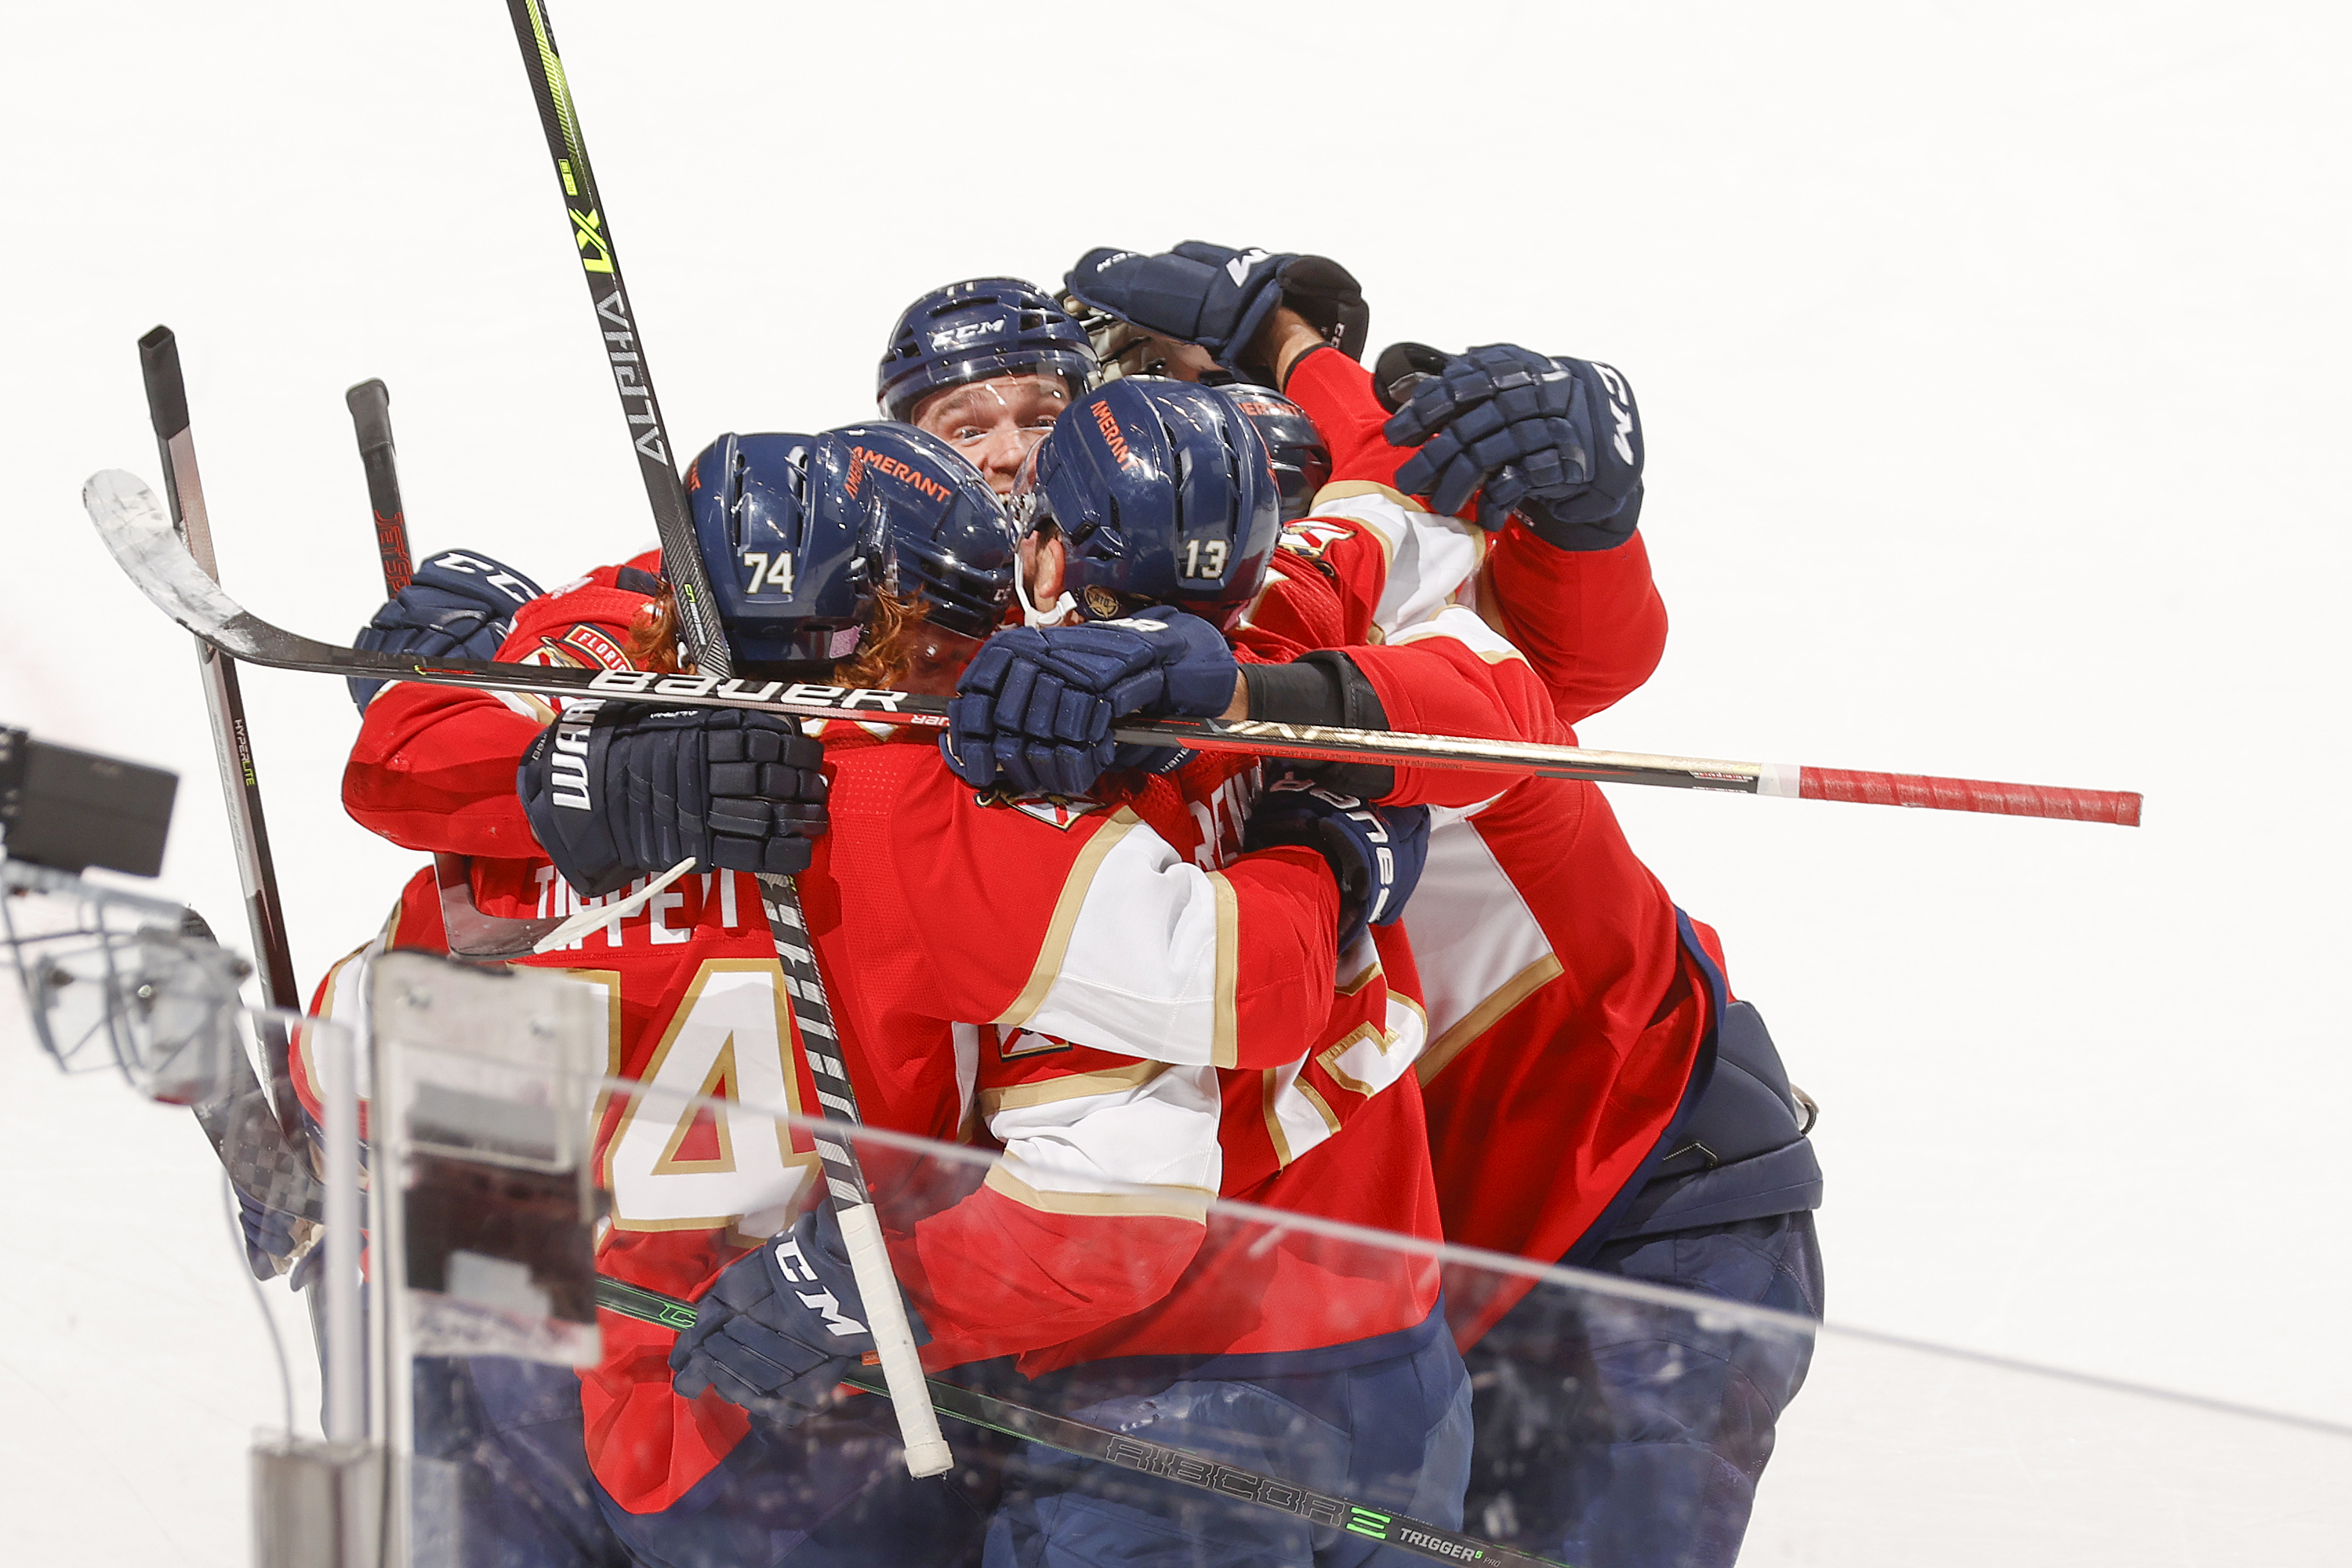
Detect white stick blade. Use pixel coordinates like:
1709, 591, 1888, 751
82, 469, 260, 655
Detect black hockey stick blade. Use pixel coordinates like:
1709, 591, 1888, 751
592, 1276, 1564, 1568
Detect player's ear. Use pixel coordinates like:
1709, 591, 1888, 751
1028, 532, 1066, 604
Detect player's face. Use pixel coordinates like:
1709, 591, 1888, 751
910, 372, 1072, 495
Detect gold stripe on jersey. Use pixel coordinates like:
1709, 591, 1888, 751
1261, 1064, 1345, 1169
1307, 481, 1494, 571
1414, 952, 1565, 1086
997, 1027, 1073, 1060
1208, 869, 1240, 1069
301, 898, 405, 1108
495, 689, 561, 724
651, 1042, 740, 1175
1316, 1018, 1398, 1096
1294, 1079, 1342, 1142
602, 958, 819, 1239
978, 1059, 1166, 1116
983, 1160, 1214, 1222
1388, 606, 1532, 666
1303, 483, 1404, 572
303, 944, 365, 1116
994, 808, 1145, 1031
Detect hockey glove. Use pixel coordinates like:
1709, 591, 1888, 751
348, 548, 546, 711
234, 1181, 311, 1279
670, 1205, 929, 1429
517, 704, 827, 898
943, 610, 1237, 798
1243, 773, 1430, 953
1385, 346, 1645, 546
1065, 243, 1370, 383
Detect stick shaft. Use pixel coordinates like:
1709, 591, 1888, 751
343, 378, 414, 593
591, 1277, 1559, 1568
342, 379, 570, 959
88, 468, 2145, 829
136, 328, 307, 1142
499, 0, 725, 672
499, 0, 950, 1475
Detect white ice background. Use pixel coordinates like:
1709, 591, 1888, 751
2, 2, 2347, 1561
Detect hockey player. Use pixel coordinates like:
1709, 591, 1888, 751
1274, 325, 1825, 1568
319, 426, 1025, 1564
590, 411, 1466, 1566
325, 417, 1443, 1565
1062, 241, 1671, 721
995, 253, 1826, 1566
877, 278, 1098, 495
1225, 384, 1334, 526
810, 383, 1553, 1565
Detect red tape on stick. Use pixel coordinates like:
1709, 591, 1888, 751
1799, 768, 2142, 826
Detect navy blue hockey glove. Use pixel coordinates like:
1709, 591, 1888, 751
517, 704, 827, 898
234, 1181, 310, 1278
1065, 243, 1369, 383
670, 1205, 929, 1429
1385, 346, 1645, 546
1243, 773, 1430, 952
943, 610, 1237, 798
348, 548, 546, 711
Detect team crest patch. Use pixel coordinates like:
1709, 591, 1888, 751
550, 623, 634, 673
1277, 520, 1352, 561
975, 789, 1105, 829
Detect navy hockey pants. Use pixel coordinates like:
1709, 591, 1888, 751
980, 1315, 1472, 1568
412, 1356, 996, 1568
1460, 1209, 1824, 1568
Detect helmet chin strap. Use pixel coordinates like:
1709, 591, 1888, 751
1014, 567, 1076, 629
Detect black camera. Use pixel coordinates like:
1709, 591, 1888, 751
0, 727, 178, 877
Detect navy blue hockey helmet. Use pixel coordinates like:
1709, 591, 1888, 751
817, 423, 1022, 637
1220, 386, 1330, 525
686, 424, 1016, 668
876, 278, 1098, 423
1014, 378, 1281, 627
687, 432, 859, 666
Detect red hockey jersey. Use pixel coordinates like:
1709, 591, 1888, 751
1280, 343, 1668, 726
1273, 352, 1721, 1346
321, 560, 1438, 1506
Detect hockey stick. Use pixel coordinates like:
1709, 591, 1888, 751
136, 331, 323, 1167
345, 379, 414, 596
498, 0, 950, 1476
85, 470, 2145, 829
343, 378, 572, 960
591, 1276, 1563, 1568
